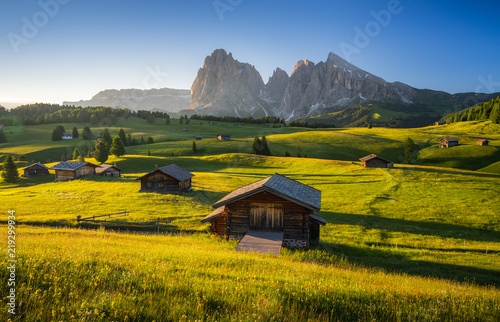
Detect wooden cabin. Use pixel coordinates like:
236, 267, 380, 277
440, 137, 459, 148
194, 135, 203, 140
136, 164, 194, 193
49, 161, 99, 181
359, 154, 393, 168
96, 164, 122, 177
217, 134, 230, 141
476, 139, 489, 146
434, 122, 445, 126
22, 163, 49, 177
201, 173, 325, 248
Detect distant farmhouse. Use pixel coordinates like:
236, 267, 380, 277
434, 122, 445, 126
22, 163, 49, 177
359, 154, 393, 168
217, 134, 230, 141
476, 139, 489, 146
201, 173, 325, 248
96, 164, 122, 177
50, 161, 99, 181
440, 137, 459, 148
137, 164, 194, 193
62, 132, 73, 139
194, 135, 203, 140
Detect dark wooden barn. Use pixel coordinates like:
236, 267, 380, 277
434, 122, 445, 126
22, 162, 49, 177
49, 161, 99, 181
201, 173, 325, 248
137, 164, 194, 193
440, 137, 459, 148
359, 154, 393, 168
217, 134, 230, 141
96, 164, 122, 177
476, 139, 489, 146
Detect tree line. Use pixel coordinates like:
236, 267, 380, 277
444, 97, 500, 124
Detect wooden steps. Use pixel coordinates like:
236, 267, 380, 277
235, 231, 284, 256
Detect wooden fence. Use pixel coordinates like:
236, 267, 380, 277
77, 211, 172, 228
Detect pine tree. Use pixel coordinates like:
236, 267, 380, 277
0, 130, 6, 143
101, 128, 112, 148
1, 155, 19, 183
147, 150, 151, 156
118, 129, 127, 146
109, 137, 126, 158
192, 141, 198, 154
165, 116, 170, 125
82, 126, 93, 140
251, 137, 263, 155
261, 136, 271, 156
127, 134, 133, 146
140, 136, 145, 145
72, 127, 79, 139
94, 140, 109, 164
73, 147, 81, 160
78, 154, 85, 162
148, 136, 154, 144
179, 116, 184, 124
52, 129, 62, 141
403, 137, 416, 164
82, 141, 89, 157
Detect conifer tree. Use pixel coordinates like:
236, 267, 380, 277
73, 147, 81, 160
110, 137, 126, 158
94, 140, 108, 164
72, 127, 79, 139
0, 130, 6, 143
192, 141, 198, 154
1, 155, 19, 183
118, 129, 127, 146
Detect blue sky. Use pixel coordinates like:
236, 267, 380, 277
1, 0, 499, 107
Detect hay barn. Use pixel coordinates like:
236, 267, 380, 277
137, 164, 194, 193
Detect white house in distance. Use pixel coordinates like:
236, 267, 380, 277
62, 132, 73, 139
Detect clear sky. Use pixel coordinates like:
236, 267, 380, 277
1, 0, 499, 107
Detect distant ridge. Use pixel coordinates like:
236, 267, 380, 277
64, 87, 191, 113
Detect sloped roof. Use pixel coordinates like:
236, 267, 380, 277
136, 164, 194, 181
50, 161, 99, 171
441, 137, 459, 142
211, 173, 321, 211
23, 162, 49, 170
359, 154, 391, 163
476, 139, 489, 142
96, 164, 123, 174
201, 206, 225, 224
310, 213, 327, 226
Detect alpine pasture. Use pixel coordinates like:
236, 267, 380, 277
1, 117, 499, 321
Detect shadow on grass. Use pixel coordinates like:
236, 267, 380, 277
363, 241, 499, 255
313, 241, 500, 287
394, 164, 500, 178
321, 211, 500, 242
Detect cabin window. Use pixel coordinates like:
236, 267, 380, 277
250, 203, 283, 231
146, 182, 152, 188
158, 182, 164, 188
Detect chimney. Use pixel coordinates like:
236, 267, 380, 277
155, 164, 158, 170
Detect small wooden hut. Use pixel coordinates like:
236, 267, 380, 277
62, 132, 73, 139
22, 163, 49, 177
476, 139, 489, 146
201, 173, 325, 248
96, 164, 122, 177
217, 134, 230, 141
440, 137, 459, 148
434, 122, 445, 126
194, 135, 203, 140
359, 154, 393, 168
136, 164, 194, 193
50, 161, 99, 181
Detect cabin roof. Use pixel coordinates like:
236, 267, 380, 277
50, 161, 99, 171
218, 134, 230, 137
310, 213, 327, 226
201, 206, 225, 224
96, 164, 123, 174
441, 137, 459, 142
136, 164, 194, 181
476, 139, 489, 142
359, 154, 391, 163
211, 173, 321, 211
23, 162, 49, 170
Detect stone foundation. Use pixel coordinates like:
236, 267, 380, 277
283, 239, 307, 248
229, 234, 244, 241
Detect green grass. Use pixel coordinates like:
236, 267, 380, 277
1, 119, 499, 320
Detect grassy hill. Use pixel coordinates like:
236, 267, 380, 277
1, 118, 499, 320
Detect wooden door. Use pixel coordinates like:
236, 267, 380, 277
250, 203, 283, 231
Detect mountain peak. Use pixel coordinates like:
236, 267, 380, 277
291, 59, 315, 77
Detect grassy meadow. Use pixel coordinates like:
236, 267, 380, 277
1, 118, 499, 320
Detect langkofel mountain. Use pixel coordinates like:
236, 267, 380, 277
187, 49, 499, 126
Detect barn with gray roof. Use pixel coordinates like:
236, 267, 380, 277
49, 161, 99, 181
136, 164, 194, 193
201, 173, 325, 248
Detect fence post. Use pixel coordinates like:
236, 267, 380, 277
77, 215, 81, 222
